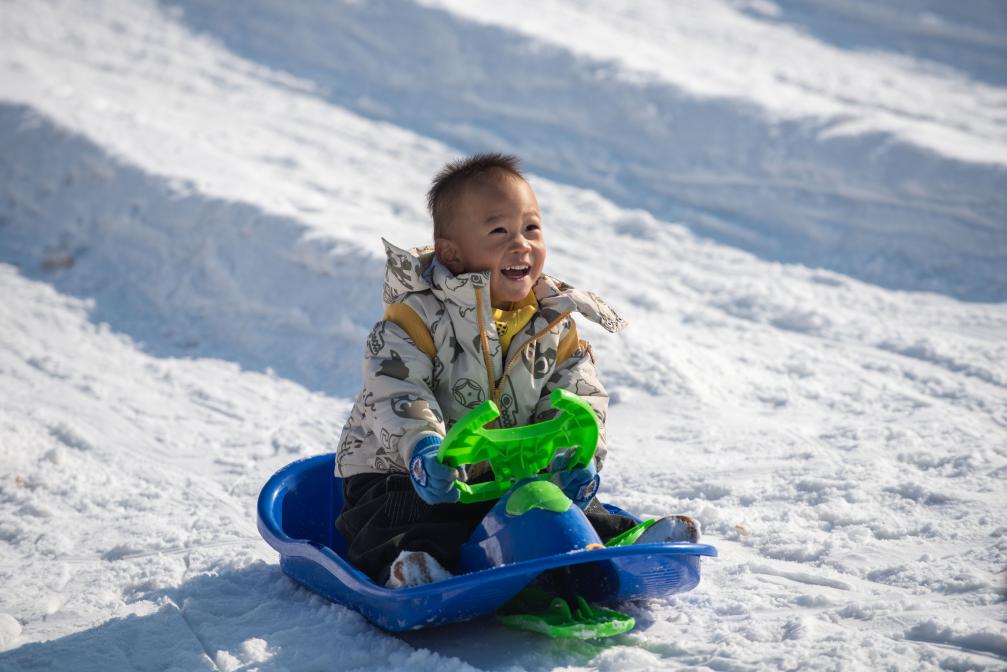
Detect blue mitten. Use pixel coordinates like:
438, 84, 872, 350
549, 450, 600, 509
408, 435, 462, 505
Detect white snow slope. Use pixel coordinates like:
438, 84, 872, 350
1, 1, 1005, 670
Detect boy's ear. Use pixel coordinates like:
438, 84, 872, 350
435, 237, 464, 274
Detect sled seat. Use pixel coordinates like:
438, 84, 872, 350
257, 454, 717, 632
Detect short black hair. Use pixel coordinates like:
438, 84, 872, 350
427, 153, 525, 239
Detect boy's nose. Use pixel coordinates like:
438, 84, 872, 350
510, 232, 532, 251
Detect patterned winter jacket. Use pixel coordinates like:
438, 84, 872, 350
335, 239, 628, 479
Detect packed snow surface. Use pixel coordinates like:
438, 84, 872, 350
1, 1, 1005, 670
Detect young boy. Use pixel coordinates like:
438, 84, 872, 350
335, 154, 698, 587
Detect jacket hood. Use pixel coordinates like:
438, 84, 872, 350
381, 239, 627, 333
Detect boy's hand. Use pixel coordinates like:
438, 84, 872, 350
409, 436, 463, 505
549, 450, 600, 509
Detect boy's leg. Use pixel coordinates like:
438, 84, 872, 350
336, 477, 637, 582
582, 498, 639, 542
523, 499, 638, 599
583, 500, 700, 543
335, 472, 494, 584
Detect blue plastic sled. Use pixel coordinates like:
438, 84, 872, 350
257, 454, 717, 632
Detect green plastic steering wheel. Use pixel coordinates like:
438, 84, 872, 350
437, 388, 599, 503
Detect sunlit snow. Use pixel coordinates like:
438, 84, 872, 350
1, 1, 1005, 670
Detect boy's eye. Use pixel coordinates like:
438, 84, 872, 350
525, 223, 540, 232
490, 227, 507, 235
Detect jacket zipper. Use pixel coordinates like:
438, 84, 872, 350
475, 287, 573, 409
492, 310, 572, 406
474, 287, 497, 397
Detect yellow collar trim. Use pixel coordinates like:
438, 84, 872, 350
492, 292, 538, 354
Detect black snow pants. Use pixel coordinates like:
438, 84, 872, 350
335, 472, 638, 585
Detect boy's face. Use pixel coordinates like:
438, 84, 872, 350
436, 172, 546, 308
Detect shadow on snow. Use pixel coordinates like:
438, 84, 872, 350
164, 0, 1007, 301
0, 562, 621, 672
734, 0, 1007, 87
0, 103, 381, 398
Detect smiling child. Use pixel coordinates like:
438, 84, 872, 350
334, 154, 697, 587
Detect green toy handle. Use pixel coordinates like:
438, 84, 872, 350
437, 388, 599, 503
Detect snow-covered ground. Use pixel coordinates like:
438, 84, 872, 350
1, 1, 1005, 670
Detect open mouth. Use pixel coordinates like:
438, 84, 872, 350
501, 264, 531, 281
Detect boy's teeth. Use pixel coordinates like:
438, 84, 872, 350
502, 265, 530, 279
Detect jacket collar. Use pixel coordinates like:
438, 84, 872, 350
381, 239, 627, 333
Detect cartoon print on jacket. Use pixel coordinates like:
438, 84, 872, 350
448, 335, 465, 363
452, 377, 485, 409
376, 350, 410, 380
537, 307, 564, 326
497, 376, 520, 428
472, 332, 500, 359
383, 283, 403, 306
336, 434, 364, 471
386, 250, 415, 290
375, 427, 406, 473
586, 291, 628, 333
424, 354, 444, 392
366, 322, 385, 357
533, 406, 559, 423
443, 274, 470, 293
533, 346, 557, 380
361, 389, 377, 413
448, 297, 475, 320
335, 239, 626, 478
391, 393, 443, 424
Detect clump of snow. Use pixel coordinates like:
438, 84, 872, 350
0, 614, 22, 650
214, 638, 274, 672
905, 619, 1007, 660
47, 421, 96, 452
